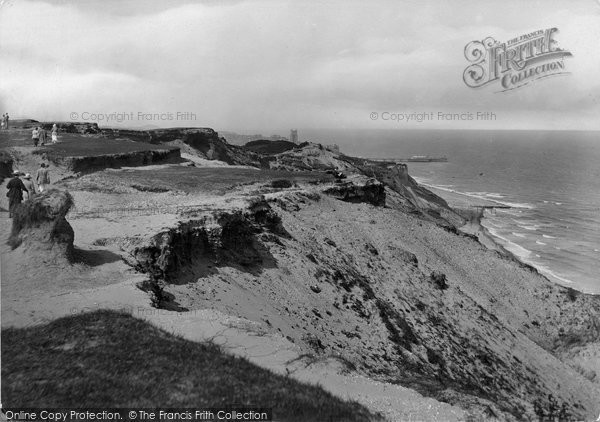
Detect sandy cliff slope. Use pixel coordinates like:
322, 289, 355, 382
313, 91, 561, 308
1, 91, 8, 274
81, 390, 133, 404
2, 130, 599, 421
134, 188, 598, 421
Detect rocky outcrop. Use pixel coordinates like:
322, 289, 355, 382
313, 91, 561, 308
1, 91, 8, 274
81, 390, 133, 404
323, 177, 385, 207
124, 198, 286, 300
346, 160, 465, 228
265, 143, 356, 172
50, 148, 181, 173
8, 189, 75, 261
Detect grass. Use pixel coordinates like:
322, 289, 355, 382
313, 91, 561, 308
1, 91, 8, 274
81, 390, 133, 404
1, 310, 381, 421
96, 167, 332, 194
32, 133, 177, 157
0, 129, 176, 156
244, 140, 297, 154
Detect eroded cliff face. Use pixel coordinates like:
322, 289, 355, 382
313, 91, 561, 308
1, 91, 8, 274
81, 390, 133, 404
118, 188, 599, 421
323, 177, 386, 207
51, 148, 181, 173
355, 162, 465, 229
8, 189, 75, 261
127, 202, 285, 283
263, 142, 357, 172
103, 128, 262, 167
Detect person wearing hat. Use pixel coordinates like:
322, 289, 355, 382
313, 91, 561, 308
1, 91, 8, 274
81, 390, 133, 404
22, 173, 36, 200
36, 163, 50, 192
6, 170, 29, 218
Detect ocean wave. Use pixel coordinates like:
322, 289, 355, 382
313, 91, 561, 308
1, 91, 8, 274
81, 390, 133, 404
512, 232, 526, 238
536, 240, 547, 245
534, 265, 574, 284
486, 227, 532, 259
486, 230, 575, 285
496, 201, 534, 210
415, 182, 534, 209
519, 225, 539, 231
542, 234, 556, 239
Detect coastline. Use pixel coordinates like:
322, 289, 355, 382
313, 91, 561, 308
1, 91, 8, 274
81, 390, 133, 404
422, 184, 511, 253
423, 184, 592, 293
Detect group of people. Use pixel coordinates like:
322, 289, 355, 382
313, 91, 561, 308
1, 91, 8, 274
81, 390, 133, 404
32, 124, 58, 146
6, 163, 51, 218
1, 113, 9, 130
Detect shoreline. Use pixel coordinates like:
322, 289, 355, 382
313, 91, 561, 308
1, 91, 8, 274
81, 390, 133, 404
423, 184, 593, 294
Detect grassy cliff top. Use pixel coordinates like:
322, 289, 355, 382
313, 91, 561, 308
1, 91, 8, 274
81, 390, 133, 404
1, 310, 381, 421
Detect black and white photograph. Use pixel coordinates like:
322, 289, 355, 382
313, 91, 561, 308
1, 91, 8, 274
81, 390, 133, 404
1, 0, 599, 420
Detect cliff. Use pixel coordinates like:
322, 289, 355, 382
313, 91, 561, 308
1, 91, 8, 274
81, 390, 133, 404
261, 142, 357, 172
2, 126, 598, 420
112, 184, 599, 420
102, 127, 262, 167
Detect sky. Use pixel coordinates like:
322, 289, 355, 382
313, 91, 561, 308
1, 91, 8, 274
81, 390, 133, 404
1, 0, 600, 133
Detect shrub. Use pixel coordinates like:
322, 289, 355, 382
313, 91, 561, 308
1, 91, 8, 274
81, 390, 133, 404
271, 179, 294, 189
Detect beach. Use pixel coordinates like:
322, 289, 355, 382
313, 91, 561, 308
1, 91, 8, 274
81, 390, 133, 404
421, 184, 512, 255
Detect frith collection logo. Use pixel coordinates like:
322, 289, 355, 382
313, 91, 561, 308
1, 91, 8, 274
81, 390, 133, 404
463, 28, 572, 92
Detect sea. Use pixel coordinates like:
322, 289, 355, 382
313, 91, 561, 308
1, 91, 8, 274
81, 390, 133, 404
302, 129, 600, 295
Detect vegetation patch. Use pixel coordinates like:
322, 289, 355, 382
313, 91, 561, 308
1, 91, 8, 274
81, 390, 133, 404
270, 179, 294, 189
1, 310, 381, 422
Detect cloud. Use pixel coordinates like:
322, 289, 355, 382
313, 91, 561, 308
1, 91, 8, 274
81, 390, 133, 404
0, 0, 599, 131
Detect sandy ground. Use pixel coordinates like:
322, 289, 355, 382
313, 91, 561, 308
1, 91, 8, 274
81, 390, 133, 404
0, 181, 466, 421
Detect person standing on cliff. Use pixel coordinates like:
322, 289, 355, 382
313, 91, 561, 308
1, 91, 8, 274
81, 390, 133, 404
22, 173, 36, 200
32, 127, 40, 146
5, 113, 9, 130
51, 123, 58, 143
6, 171, 29, 218
36, 163, 50, 192
39, 126, 47, 146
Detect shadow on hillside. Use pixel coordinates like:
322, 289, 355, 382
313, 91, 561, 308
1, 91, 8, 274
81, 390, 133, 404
1, 310, 382, 422
72, 247, 122, 267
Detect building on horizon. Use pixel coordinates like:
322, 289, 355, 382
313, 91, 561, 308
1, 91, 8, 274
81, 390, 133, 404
290, 129, 298, 144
